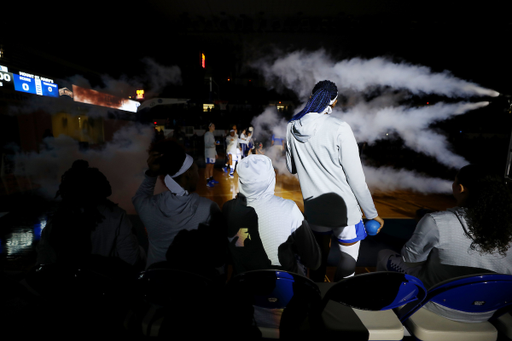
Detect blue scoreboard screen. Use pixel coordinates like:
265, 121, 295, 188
0, 69, 59, 98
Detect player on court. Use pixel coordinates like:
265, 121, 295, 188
224, 129, 240, 178
204, 123, 220, 187
286, 80, 384, 282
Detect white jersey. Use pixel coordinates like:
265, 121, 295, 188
226, 134, 239, 155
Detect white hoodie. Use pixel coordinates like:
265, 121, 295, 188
237, 155, 305, 266
286, 112, 378, 227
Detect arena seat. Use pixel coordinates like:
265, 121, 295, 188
225, 269, 322, 339
315, 271, 426, 340
398, 274, 512, 341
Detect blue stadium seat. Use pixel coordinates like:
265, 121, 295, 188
315, 271, 427, 340
398, 273, 512, 341
226, 269, 322, 339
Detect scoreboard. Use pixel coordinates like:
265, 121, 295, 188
0, 66, 138, 112
0, 69, 58, 98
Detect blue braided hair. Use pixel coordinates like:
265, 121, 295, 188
290, 80, 338, 122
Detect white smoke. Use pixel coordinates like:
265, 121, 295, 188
85, 57, 182, 99
254, 49, 499, 98
339, 101, 490, 169
250, 49, 499, 194
12, 123, 166, 214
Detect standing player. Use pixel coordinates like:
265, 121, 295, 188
238, 129, 250, 158
224, 129, 240, 178
286, 80, 384, 282
204, 123, 220, 187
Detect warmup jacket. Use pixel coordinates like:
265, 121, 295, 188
286, 112, 378, 227
223, 155, 321, 276
132, 173, 220, 268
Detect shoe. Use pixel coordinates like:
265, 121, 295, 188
222, 167, 228, 173
211, 178, 219, 184
206, 180, 214, 188
229, 172, 234, 178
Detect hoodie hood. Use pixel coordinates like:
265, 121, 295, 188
289, 112, 324, 143
237, 155, 275, 204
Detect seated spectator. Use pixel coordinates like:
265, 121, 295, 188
132, 139, 221, 269
36, 160, 144, 269
223, 154, 321, 276
223, 155, 321, 331
377, 164, 512, 322
165, 220, 228, 283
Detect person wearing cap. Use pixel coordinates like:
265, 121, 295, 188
286, 80, 384, 282
132, 139, 222, 269
204, 122, 220, 187
223, 154, 321, 276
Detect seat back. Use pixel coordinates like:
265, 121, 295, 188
226, 269, 322, 338
228, 269, 320, 305
398, 273, 512, 322
321, 271, 427, 312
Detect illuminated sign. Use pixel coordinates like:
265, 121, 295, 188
0, 69, 58, 97
201, 53, 206, 68
0, 70, 14, 90
72, 85, 140, 113
1, 66, 138, 112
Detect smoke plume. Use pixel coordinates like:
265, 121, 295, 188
12, 123, 166, 214
250, 49, 499, 193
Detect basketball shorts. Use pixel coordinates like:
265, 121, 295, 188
310, 220, 367, 244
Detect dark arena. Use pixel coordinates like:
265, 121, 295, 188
2, 1, 512, 339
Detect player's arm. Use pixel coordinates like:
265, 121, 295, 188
337, 124, 378, 221
132, 152, 160, 209
285, 130, 297, 174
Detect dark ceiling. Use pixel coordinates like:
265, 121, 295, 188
2, 1, 512, 93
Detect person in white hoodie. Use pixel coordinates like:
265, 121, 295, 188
223, 154, 321, 276
286, 80, 384, 282
132, 139, 222, 269
223, 155, 321, 332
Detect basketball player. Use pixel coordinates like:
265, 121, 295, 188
286, 80, 384, 282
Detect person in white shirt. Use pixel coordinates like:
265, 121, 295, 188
224, 129, 240, 178
377, 164, 512, 323
239, 129, 251, 158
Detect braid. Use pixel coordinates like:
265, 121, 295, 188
290, 80, 338, 122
